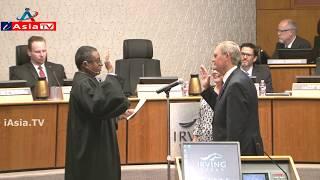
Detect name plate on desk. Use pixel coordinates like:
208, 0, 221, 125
0, 87, 33, 102
267, 59, 307, 64
62, 86, 72, 94
0, 87, 31, 96
62, 86, 72, 101
292, 83, 320, 97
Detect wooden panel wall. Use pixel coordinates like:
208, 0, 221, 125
0, 104, 57, 171
127, 100, 168, 164
273, 99, 320, 162
257, 0, 320, 56
258, 99, 272, 155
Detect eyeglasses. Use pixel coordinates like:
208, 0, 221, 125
87, 59, 103, 65
241, 52, 254, 57
277, 29, 293, 33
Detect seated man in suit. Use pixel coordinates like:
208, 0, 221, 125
272, 19, 311, 58
10, 36, 66, 89
240, 43, 273, 92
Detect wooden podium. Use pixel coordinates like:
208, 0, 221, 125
176, 155, 300, 180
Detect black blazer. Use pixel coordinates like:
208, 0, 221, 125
9, 61, 66, 88
272, 36, 311, 58
252, 64, 273, 93
201, 68, 264, 155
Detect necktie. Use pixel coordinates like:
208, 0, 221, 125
218, 82, 225, 99
38, 66, 46, 78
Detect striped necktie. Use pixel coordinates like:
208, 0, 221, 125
218, 82, 225, 99
38, 66, 46, 78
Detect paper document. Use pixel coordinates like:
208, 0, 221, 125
126, 98, 146, 120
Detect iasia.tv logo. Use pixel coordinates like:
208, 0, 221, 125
1, 8, 56, 31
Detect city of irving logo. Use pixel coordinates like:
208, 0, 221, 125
199, 153, 227, 172
1, 8, 56, 31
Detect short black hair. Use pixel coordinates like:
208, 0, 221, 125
240, 43, 258, 57
75, 46, 97, 70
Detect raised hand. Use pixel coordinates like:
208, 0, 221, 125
104, 49, 113, 73
199, 65, 211, 91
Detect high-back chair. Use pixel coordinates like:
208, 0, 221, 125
9, 45, 30, 79
115, 39, 161, 96
16, 45, 30, 65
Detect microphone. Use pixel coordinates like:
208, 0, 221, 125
83, 61, 101, 76
156, 79, 184, 94
53, 71, 61, 87
86, 67, 101, 76
256, 143, 289, 180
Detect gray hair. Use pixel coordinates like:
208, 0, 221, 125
217, 41, 241, 65
285, 19, 298, 34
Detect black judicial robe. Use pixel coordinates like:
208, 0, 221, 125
65, 72, 130, 180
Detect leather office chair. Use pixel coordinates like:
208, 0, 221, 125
9, 45, 30, 79
16, 45, 30, 65
256, 47, 269, 64
115, 39, 161, 96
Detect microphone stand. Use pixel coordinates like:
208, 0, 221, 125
164, 88, 172, 180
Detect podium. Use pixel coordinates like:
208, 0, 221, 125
176, 156, 300, 180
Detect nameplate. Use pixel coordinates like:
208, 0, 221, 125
267, 59, 307, 65
292, 83, 320, 90
0, 87, 31, 96
292, 83, 320, 97
0, 88, 33, 103
62, 86, 72, 94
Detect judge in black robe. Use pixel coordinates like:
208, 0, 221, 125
65, 46, 131, 180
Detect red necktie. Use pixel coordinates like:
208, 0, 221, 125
38, 66, 46, 78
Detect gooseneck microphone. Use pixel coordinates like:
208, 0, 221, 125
53, 71, 61, 87
156, 79, 183, 94
256, 143, 289, 180
86, 67, 101, 76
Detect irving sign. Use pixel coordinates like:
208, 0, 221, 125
170, 102, 200, 157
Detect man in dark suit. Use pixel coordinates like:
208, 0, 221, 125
272, 19, 311, 58
240, 43, 273, 92
200, 41, 264, 155
10, 36, 66, 89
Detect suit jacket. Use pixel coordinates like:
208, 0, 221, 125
9, 61, 66, 88
201, 68, 264, 155
252, 64, 273, 92
272, 36, 311, 58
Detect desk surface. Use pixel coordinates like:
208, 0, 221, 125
2, 95, 320, 106
269, 64, 316, 68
